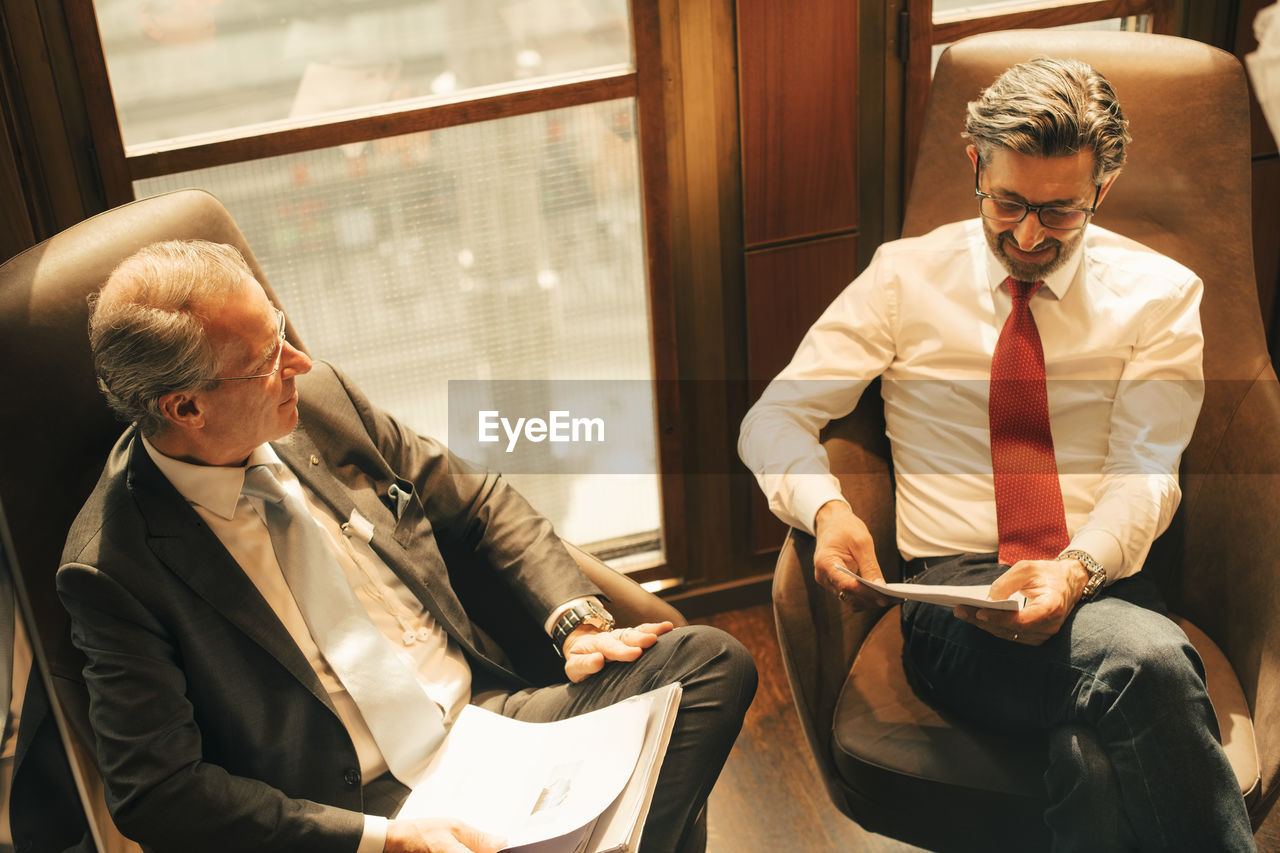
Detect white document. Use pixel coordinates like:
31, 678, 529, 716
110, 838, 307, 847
398, 683, 681, 852
856, 575, 1026, 611
583, 682, 682, 853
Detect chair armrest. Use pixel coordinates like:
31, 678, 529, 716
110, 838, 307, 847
772, 529, 886, 812
562, 541, 687, 629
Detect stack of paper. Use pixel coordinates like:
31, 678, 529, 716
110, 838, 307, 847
398, 682, 682, 853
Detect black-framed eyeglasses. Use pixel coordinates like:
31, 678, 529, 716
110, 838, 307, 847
214, 308, 287, 382
974, 163, 1101, 231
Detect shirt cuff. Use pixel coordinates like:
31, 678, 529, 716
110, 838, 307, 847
1065, 529, 1125, 582
359, 815, 388, 853
543, 596, 607, 636
796, 486, 850, 537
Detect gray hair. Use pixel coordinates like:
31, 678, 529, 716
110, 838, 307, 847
88, 239, 255, 436
965, 56, 1130, 183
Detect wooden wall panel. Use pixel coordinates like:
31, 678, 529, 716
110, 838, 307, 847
737, 0, 859, 247
745, 235, 859, 383
744, 235, 859, 553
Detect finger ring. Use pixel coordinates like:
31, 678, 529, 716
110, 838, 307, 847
837, 590, 847, 602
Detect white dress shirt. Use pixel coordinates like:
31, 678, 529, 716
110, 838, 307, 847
739, 219, 1204, 581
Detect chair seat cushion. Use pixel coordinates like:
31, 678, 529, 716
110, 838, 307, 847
832, 607, 1260, 804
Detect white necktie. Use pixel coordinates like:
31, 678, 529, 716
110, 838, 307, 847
242, 465, 444, 784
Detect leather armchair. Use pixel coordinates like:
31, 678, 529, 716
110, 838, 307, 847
771, 31, 1276, 851
0, 187, 688, 848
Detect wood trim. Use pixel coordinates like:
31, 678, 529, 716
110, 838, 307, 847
632, 0, 687, 583
661, 571, 774, 620
745, 226, 860, 254
868, 0, 906, 248
0, 4, 36, 257
62, 0, 130, 206
1150, 0, 1177, 34
1, 0, 109, 239
664, 0, 743, 588
932, 0, 1165, 44
127, 71, 637, 180
903, 0, 935, 196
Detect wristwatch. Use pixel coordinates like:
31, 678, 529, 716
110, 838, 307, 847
1057, 549, 1107, 601
552, 600, 615, 657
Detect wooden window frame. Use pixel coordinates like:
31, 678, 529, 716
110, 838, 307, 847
60, 0, 689, 587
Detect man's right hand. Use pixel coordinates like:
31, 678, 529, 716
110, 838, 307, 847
813, 500, 890, 609
384, 818, 506, 853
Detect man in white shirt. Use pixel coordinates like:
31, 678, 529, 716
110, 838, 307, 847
740, 57, 1253, 850
60, 239, 756, 853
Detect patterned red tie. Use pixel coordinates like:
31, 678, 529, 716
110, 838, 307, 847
989, 277, 1069, 565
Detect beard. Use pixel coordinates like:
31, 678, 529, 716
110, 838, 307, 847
983, 221, 1083, 282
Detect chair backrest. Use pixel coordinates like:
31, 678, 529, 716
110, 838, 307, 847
0, 190, 290, 680
0, 189, 285, 852
822, 29, 1280, 806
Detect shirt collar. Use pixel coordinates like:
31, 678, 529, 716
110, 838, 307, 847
141, 436, 283, 521
983, 223, 1087, 301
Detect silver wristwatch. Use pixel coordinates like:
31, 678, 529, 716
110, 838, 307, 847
552, 600, 615, 656
1058, 549, 1107, 601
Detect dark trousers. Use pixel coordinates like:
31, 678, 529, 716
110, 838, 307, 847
900, 554, 1253, 852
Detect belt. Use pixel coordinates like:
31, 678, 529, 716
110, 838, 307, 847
901, 554, 965, 582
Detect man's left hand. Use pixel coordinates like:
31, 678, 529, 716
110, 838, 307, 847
953, 558, 1090, 645
562, 621, 675, 683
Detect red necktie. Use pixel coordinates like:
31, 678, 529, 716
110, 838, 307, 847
989, 277, 1069, 565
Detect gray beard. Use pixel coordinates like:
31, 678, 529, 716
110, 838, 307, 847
985, 226, 1079, 281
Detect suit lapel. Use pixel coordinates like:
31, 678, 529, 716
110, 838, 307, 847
272, 428, 485, 658
127, 438, 332, 708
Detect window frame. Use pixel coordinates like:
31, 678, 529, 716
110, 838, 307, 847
901, 0, 1177, 196
61, 0, 688, 585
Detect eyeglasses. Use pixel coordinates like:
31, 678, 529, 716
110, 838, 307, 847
974, 164, 1101, 231
214, 308, 287, 382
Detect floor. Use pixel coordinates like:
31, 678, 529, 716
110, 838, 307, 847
693, 603, 1280, 853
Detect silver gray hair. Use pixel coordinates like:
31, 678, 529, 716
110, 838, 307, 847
965, 56, 1130, 183
88, 240, 255, 436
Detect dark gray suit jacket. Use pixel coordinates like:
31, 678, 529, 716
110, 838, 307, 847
57, 362, 599, 852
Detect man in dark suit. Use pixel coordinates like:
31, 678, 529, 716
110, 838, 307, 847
58, 240, 756, 853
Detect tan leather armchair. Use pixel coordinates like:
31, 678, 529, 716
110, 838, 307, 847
0, 187, 690, 848
771, 31, 1276, 851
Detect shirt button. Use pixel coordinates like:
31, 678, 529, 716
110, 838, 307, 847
344, 768, 361, 787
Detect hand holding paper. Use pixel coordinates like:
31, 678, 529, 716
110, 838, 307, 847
952, 557, 1098, 646
850, 573, 1027, 611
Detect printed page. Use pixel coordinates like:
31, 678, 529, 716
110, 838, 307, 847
398, 688, 657, 849
856, 576, 1026, 611
583, 683, 682, 853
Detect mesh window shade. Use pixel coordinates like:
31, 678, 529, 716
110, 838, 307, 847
136, 100, 660, 551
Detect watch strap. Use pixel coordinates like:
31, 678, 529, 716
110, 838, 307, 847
551, 600, 615, 656
1058, 548, 1107, 601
